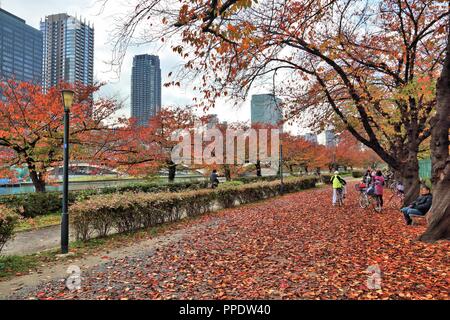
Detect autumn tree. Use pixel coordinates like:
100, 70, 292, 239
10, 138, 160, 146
103, 107, 198, 182
0, 80, 123, 192
107, 0, 450, 240
109, 0, 448, 205
282, 134, 327, 174
420, 17, 450, 242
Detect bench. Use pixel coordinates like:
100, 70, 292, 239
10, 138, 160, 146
409, 209, 430, 226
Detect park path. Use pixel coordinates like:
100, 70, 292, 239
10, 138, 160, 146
4, 186, 449, 300
2, 225, 71, 256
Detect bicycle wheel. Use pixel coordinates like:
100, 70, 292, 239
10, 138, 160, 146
387, 193, 404, 210
359, 193, 369, 208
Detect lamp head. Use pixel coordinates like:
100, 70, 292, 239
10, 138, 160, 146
61, 89, 75, 112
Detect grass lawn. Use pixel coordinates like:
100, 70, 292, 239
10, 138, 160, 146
14, 213, 61, 233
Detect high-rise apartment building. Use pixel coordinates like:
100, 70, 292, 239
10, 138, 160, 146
0, 9, 42, 87
251, 94, 283, 127
131, 54, 162, 126
40, 14, 94, 91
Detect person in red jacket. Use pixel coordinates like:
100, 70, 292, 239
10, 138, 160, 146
373, 170, 385, 210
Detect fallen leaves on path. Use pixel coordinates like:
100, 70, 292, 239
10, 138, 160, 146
20, 186, 450, 300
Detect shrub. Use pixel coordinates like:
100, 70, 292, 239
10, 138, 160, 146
0, 206, 19, 254
0, 177, 287, 218
0, 180, 210, 218
321, 174, 333, 184
71, 177, 317, 241
352, 171, 364, 178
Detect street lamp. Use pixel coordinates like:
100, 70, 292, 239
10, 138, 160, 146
60, 89, 74, 254
279, 126, 284, 195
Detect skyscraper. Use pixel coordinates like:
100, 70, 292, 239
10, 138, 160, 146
131, 54, 162, 126
40, 14, 94, 91
0, 9, 42, 86
251, 94, 283, 127
302, 133, 318, 144
324, 129, 337, 147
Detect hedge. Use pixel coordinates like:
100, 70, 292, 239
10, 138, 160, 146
321, 174, 333, 184
71, 177, 317, 241
0, 176, 286, 218
0, 206, 18, 254
0, 180, 209, 218
352, 171, 364, 178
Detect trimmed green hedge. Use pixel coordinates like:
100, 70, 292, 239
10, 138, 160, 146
0, 177, 287, 218
0, 180, 210, 218
0, 206, 18, 254
352, 171, 364, 178
71, 177, 317, 241
321, 174, 333, 184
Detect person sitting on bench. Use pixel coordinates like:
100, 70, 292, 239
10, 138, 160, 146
401, 185, 433, 225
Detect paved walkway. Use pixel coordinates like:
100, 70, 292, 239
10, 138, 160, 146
2, 225, 74, 256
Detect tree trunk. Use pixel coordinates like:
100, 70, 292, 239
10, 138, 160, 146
29, 170, 46, 193
398, 155, 420, 206
419, 28, 450, 242
255, 160, 262, 177
223, 164, 232, 181
167, 161, 177, 182
289, 164, 294, 175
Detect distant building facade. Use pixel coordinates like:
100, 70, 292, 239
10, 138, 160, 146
302, 133, 318, 144
0, 9, 42, 87
41, 14, 94, 91
131, 54, 162, 126
250, 94, 282, 127
205, 114, 219, 129
324, 129, 337, 147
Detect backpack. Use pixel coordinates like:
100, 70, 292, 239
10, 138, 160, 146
366, 185, 375, 196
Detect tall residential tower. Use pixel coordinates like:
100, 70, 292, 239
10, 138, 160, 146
40, 14, 94, 91
0, 8, 42, 86
131, 54, 162, 126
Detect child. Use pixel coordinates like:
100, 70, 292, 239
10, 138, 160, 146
331, 171, 347, 205
373, 170, 385, 210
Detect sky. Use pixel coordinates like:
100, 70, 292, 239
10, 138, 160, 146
2, 0, 309, 134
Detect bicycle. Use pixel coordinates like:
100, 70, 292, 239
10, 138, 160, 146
335, 187, 344, 207
355, 183, 382, 212
385, 185, 405, 209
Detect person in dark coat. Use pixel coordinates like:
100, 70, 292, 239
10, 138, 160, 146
401, 185, 433, 225
210, 170, 220, 189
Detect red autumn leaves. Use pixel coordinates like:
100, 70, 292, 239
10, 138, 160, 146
23, 186, 449, 300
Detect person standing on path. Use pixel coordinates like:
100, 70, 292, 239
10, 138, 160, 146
331, 171, 347, 206
373, 170, 385, 210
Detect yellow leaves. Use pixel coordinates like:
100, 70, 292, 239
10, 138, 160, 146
394, 76, 436, 105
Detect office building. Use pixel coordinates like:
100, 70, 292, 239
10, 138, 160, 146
131, 54, 162, 126
302, 133, 318, 144
41, 14, 94, 91
0, 9, 42, 88
250, 94, 282, 127
324, 129, 337, 147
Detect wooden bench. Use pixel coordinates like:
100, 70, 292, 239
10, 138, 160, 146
409, 209, 430, 226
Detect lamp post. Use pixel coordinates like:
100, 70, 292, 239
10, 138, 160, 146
60, 89, 74, 254
279, 126, 284, 195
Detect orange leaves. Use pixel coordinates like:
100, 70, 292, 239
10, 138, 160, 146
0, 80, 122, 186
